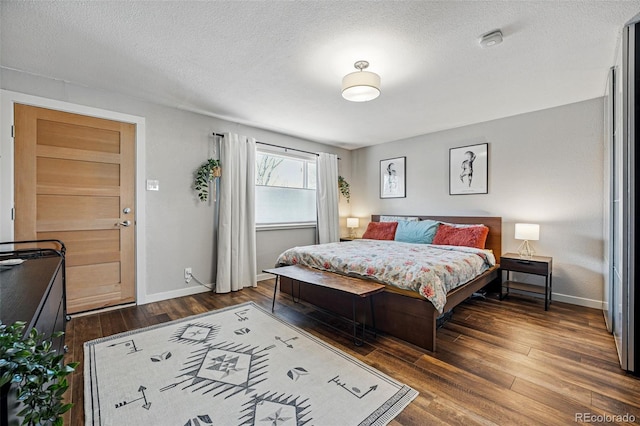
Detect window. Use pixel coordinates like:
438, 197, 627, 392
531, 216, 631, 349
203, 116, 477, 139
255, 147, 316, 225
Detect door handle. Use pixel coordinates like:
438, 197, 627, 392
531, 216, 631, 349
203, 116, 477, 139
116, 220, 131, 227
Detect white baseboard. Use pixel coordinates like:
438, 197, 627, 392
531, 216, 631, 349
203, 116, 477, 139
257, 272, 275, 282
140, 278, 605, 311
69, 302, 137, 318
142, 285, 211, 305
142, 274, 274, 305
551, 292, 604, 310
503, 289, 604, 310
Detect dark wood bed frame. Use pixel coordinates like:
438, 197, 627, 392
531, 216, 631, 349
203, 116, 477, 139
278, 215, 502, 352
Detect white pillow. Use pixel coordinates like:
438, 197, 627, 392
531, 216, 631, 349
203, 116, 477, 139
439, 221, 485, 228
379, 215, 419, 222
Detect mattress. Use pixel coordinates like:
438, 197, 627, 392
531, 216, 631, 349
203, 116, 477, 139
276, 239, 496, 313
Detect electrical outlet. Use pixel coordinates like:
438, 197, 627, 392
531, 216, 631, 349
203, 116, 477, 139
184, 267, 192, 284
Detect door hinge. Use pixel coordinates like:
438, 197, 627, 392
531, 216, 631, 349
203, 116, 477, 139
11, 207, 15, 221
10, 125, 14, 138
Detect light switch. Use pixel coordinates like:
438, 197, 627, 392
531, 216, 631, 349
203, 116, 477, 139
146, 179, 160, 191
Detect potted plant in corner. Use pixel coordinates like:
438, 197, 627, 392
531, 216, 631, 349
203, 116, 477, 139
194, 158, 221, 202
0, 321, 78, 426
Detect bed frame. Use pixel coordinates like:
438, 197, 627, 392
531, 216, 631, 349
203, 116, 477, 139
278, 215, 502, 352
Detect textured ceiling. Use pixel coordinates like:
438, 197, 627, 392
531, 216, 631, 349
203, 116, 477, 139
1, 1, 639, 149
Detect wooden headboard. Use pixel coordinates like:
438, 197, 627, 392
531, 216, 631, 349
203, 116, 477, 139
371, 215, 502, 256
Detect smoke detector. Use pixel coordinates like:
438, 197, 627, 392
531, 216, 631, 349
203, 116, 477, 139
479, 30, 503, 48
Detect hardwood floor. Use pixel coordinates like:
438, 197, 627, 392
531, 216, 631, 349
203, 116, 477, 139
63, 280, 640, 425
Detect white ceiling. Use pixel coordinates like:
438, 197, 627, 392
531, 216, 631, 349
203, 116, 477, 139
1, 1, 639, 149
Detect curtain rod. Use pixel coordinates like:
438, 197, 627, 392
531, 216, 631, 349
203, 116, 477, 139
213, 132, 340, 159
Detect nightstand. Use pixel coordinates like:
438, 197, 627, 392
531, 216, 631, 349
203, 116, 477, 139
500, 253, 553, 310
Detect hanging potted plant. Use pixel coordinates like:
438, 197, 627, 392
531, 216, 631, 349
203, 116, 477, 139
0, 321, 78, 426
194, 158, 221, 202
338, 175, 350, 203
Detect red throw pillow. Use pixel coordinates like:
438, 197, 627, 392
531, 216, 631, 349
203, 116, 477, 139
361, 221, 398, 240
432, 223, 489, 249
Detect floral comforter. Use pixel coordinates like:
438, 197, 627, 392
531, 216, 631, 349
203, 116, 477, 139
276, 240, 496, 313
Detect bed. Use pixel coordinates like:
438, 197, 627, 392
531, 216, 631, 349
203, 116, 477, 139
275, 215, 502, 352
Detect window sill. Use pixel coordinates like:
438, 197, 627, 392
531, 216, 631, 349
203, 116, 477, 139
256, 223, 317, 231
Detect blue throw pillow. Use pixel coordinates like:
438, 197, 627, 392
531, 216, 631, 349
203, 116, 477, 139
394, 220, 440, 244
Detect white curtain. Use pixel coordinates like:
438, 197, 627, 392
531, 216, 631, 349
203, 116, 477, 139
216, 133, 257, 292
316, 153, 340, 244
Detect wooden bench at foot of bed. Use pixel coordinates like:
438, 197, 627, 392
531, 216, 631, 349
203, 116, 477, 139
278, 267, 498, 352
264, 265, 385, 346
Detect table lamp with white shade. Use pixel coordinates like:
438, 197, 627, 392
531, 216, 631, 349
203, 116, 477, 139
515, 223, 540, 258
346, 217, 360, 239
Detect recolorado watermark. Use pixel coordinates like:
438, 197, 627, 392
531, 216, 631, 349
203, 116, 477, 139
575, 412, 636, 423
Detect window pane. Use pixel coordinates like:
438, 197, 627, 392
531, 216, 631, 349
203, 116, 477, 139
255, 148, 317, 225
256, 153, 305, 188
307, 162, 317, 190
256, 186, 316, 224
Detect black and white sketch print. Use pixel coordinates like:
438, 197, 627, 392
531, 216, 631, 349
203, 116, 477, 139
379, 157, 406, 199
449, 142, 488, 195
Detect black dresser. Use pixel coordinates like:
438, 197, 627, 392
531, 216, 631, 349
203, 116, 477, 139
0, 242, 67, 426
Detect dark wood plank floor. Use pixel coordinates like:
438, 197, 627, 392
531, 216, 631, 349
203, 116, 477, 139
63, 280, 640, 425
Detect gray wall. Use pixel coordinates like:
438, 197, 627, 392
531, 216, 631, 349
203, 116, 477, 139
0, 68, 351, 303
350, 98, 605, 307
1, 68, 605, 308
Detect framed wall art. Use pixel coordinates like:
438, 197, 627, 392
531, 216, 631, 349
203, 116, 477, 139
380, 157, 406, 198
449, 143, 488, 195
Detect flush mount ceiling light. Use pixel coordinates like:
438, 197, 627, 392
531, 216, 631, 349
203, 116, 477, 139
479, 30, 503, 48
342, 60, 381, 102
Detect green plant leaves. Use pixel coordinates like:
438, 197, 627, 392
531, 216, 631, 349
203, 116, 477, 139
194, 158, 221, 202
338, 175, 350, 203
0, 321, 77, 425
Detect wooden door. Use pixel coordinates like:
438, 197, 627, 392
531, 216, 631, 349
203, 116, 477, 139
14, 104, 136, 314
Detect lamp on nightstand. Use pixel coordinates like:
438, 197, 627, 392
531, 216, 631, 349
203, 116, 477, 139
515, 223, 539, 258
346, 217, 360, 239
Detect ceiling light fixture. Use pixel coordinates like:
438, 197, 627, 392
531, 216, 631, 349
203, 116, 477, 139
342, 60, 381, 102
479, 30, 503, 48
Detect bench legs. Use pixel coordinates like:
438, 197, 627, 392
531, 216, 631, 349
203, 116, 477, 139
353, 295, 378, 346
370, 296, 377, 338
352, 296, 362, 346
272, 275, 377, 346
271, 275, 279, 313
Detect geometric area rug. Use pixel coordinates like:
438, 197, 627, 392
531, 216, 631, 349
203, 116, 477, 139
84, 302, 418, 426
